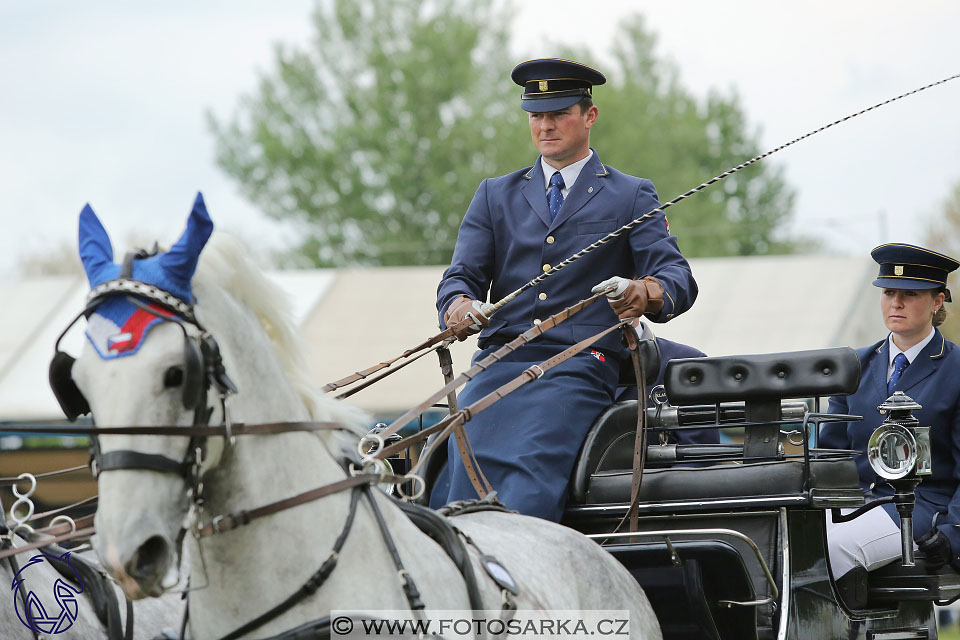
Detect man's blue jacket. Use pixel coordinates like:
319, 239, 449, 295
437, 150, 697, 356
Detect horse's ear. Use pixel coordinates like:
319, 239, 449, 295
78, 204, 116, 286
158, 192, 214, 283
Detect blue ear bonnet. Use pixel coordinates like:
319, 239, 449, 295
79, 192, 213, 305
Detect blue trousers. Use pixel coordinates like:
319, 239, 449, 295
429, 342, 619, 521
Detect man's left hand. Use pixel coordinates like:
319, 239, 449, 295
591, 276, 665, 319
917, 528, 953, 570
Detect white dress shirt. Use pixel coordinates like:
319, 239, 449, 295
540, 150, 594, 199
887, 327, 935, 381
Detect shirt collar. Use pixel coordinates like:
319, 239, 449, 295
888, 326, 936, 365
540, 149, 594, 193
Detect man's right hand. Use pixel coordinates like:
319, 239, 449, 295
444, 296, 490, 341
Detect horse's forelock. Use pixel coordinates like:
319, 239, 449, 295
193, 234, 368, 435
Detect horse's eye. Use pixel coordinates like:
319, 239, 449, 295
163, 366, 184, 388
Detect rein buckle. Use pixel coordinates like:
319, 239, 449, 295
211, 514, 229, 534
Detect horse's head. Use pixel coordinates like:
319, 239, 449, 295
52, 194, 370, 601
52, 194, 225, 597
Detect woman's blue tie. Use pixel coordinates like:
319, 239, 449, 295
888, 352, 909, 395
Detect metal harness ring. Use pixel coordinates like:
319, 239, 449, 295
358, 433, 385, 461
781, 430, 805, 447
396, 473, 426, 501
49, 515, 77, 535
9, 473, 37, 528
12, 473, 36, 499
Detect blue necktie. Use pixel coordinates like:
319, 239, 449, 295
547, 171, 565, 221
888, 352, 909, 395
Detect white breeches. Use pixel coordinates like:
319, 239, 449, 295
826, 506, 911, 578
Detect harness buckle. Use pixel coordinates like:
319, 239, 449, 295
211, 514, 231, 534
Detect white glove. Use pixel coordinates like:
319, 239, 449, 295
591, 276, 630, 300
467, 300, 491, 329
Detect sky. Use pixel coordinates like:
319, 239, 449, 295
1, 1, 959, 280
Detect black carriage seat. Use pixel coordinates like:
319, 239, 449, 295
568, 401, 862, 507
569, 347, 865, 507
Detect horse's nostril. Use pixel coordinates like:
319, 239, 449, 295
126, 535, 171, 581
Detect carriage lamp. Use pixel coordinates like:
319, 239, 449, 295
867, 391, 932, 566
868, 392, 931, 480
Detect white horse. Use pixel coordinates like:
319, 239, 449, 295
0, 531, 182, 638
68, 197, 661, 639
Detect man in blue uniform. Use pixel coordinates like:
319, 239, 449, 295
431, 58, 698, 521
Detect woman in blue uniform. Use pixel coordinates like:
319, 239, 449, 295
821, 243, 960, 603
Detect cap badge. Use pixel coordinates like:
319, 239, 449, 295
894, 265, 904, 276
538, 80, 548, 92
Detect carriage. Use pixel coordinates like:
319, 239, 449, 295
408, 340, 959, 640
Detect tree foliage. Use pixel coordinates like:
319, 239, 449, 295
210, 0, 527, 266
923, 180, 960, 342
210, 2, 800, 267
579, 16, 797, 256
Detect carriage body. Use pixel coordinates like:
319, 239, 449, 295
557, 346, 958, 639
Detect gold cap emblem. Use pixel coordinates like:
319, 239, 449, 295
538, 80, 548, 92
894, 265, 904, 276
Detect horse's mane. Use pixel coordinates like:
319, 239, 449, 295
194, 234, 369, 435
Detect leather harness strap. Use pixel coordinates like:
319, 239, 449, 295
376, 292, 607, 447
195, 473, 391, 538
326, 291, 604, 408
322, 326, 460, 393
374, 315, 630, 464
438, 345, 494, 498
406, 319, 633, 491
20, 496, 98, 523
0, 421, 348, 437
0, 526, 97, 560
625, 328, 649, 533
335, 340, 453, 400
214, 486, 365, 640
376, 294, 603, 459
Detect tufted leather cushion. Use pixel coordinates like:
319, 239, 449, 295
665, 347, 860, 405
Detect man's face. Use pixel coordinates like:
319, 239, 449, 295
528, 104, 598, 168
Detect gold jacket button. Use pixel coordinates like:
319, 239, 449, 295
533, 318, 541, 325
538, 293, 547, 301
587, 186, 594, 193
542, 264, 551, 272
546, 236, 555, 244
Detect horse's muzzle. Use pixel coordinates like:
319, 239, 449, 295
123, 534, 174, 598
